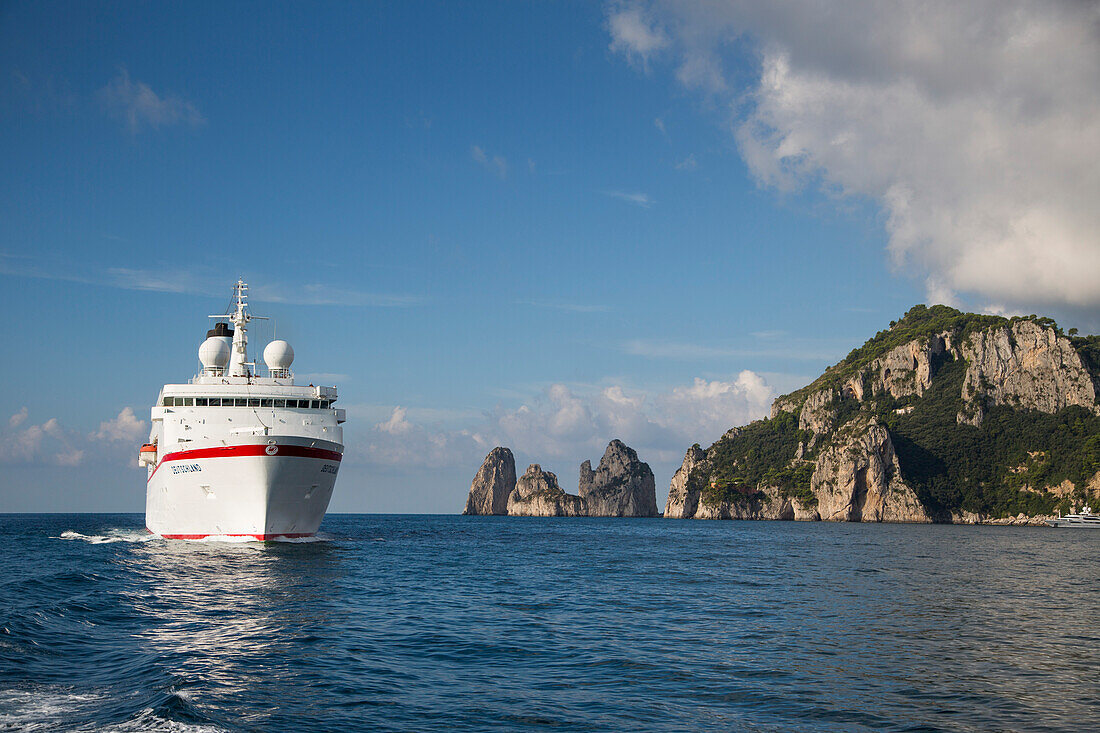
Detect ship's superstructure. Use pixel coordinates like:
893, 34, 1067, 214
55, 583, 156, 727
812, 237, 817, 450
142, 281, 345, 539
1046, 505, 1100, 528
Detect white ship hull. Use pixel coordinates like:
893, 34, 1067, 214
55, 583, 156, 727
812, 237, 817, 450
1045, 516, 1100, 528
146, 436, 343, 540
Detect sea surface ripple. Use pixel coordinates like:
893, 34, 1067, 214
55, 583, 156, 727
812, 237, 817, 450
1, 513, 1097, 732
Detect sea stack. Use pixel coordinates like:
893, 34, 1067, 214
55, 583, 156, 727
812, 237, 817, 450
579, 439, 659, 517
463, 440, 659, 518
463, 447, 516, 515
506, 464, 586, 517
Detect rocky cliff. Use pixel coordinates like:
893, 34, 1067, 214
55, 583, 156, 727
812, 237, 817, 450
675, 305, 1100, 524
463, 447, 516, 515
464, 440, 658, 518
578, 440, 659, 517
507, 464, 587, 517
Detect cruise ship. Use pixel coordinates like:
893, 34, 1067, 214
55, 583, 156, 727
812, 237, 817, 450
141, 281, 345, 540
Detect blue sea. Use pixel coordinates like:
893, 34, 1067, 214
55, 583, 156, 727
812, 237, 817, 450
1, 514, 1096, 732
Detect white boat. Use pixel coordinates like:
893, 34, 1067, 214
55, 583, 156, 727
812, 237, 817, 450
142, 280, 346, 540
1046, 505, 1100, 528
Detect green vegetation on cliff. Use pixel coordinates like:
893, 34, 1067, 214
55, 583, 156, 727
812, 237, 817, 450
696, 411, 817, 507
781, 304, 1007, 408
883, 354, 1100, 518
688, 304, 1100, 520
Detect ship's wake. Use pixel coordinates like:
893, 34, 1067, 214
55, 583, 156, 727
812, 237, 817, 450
58, 530, 333, 544
58, 530, 158, 544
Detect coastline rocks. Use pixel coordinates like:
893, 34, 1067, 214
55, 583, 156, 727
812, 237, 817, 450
811, 420, 929, 523
507, 464, 586, 517
578, 440, 658, 517
693, 491, 773, 520
665, 445, 706, 518
463, 447, 516, 515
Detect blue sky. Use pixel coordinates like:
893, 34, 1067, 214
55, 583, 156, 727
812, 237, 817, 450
3, 1, 1097, 512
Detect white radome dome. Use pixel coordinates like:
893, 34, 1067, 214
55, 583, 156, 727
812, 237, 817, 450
264, 340, 295, 370
198, 336, 231, 369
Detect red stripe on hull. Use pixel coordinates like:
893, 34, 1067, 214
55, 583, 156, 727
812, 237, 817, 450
157, 532, 314, 541
147, 443, 342, 481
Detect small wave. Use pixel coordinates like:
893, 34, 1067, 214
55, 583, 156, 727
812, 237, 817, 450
58, 530, 157, 545
0, 689, 101, 731
136, 532, 331, 544
97, 708, 229, 732
272, 533, 331, 543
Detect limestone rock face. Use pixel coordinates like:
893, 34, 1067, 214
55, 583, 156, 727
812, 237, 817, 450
960, 321, 1097, 419
862, 335, 950, 401
798, 389, 838, 433
579, 440, 658, 517
693, 486, 773, 520
507, 464, 586, 517
463, 447, 516, 515
811, 420, 930, 523
665, 445, 706, 518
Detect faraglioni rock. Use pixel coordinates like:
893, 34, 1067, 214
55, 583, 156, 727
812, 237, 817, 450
578, 440, 659, 517
507, 464, 586, 517
678, 304, 1100, 524
464, 441, 658, 518
463, 447, 516, 515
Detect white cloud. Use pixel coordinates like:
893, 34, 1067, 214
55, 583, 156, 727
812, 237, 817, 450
375, 406, 414, 436
603, 190, 654, 207
607, 5, 669, 66
348, 373, 776, 470
0, 257, 423, 308
9, 407, 28, 428
472, 145, 508, 179
0, 413, 83, 466
0, 406, 154, 468
92, 407, 147, 443
607, 1, 1100, 311
97, 68, 205, 133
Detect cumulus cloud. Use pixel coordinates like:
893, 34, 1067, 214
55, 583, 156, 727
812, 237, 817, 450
97, 68, 205, 133
375, 406, 414, 436
350, 372, 775, 470
9, 407, 28, 428
471, 145, 509, 179
0, 406, 151, 468
607, 1, 1100, 310
607, 4, 669, 66
92, 407, 147, 443
0, 412, 83, 466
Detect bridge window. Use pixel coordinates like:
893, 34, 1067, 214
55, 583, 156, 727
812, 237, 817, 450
261, 399, 273, 407
195, 398, 208, 406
